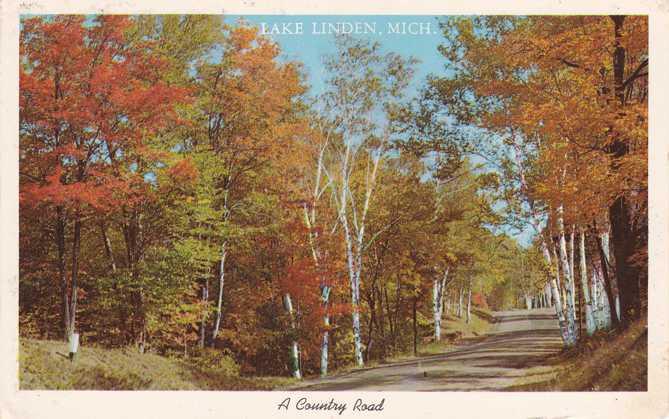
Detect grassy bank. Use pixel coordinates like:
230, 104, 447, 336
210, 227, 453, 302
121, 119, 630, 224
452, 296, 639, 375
507, 316, 648, 391
19, 309, 492, 390
357, 308, 493, 368
416, 309, 492, 357
19, 339, 296, 390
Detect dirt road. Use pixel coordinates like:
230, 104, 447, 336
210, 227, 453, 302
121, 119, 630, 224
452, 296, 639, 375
288, 308, 562, 391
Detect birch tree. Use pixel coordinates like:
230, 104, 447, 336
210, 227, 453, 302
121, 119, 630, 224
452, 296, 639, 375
320, 35, 416, 367
579, 228, 596, 336
431, 15, 647, 331
432, 268, 449, 341
298, 118, 337, 376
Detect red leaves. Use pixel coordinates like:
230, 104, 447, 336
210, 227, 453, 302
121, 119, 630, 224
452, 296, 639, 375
20, 16, 190, 218
20, 163, 127, 212
167, 158, 199, 185
279, 258, 321, 301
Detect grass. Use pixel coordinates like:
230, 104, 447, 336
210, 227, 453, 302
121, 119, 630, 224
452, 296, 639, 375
19, 339, 297, 390
418, 309, 492, 356
19, 309, 493, 390
349, 308, 493, 369
506, 315, 648, 391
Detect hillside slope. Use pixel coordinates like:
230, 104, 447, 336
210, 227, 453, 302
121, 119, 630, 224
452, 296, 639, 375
507, 316, 648, 391
19, 339, 295, 390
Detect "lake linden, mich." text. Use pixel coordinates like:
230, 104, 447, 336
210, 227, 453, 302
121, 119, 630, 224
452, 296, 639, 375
260, 21, 436, 36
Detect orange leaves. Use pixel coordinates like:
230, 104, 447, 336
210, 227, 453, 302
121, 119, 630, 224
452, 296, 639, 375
167, 157, 199, 185
20, 16, 191, 219
443, 16, 647, 226
279, 258, 321, 303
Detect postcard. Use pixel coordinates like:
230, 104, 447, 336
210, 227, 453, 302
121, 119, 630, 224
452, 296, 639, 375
1, 2, 668, 418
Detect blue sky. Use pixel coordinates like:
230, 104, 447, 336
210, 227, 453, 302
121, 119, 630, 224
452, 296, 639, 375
225, 15, 446, 98
225, 15, 534, 247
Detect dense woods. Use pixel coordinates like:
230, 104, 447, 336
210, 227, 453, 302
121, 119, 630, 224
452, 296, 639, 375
19, 15, 647, 380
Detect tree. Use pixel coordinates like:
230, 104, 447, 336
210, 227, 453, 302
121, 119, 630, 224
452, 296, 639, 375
430, 16, 647, 337
20, 15, 188, 343
319, 35, 417, 366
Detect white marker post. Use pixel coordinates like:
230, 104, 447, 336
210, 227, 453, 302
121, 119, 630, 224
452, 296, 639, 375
68, 332, 79, 362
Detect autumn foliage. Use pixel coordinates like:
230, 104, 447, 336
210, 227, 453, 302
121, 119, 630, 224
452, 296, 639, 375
18, 15, 647, 380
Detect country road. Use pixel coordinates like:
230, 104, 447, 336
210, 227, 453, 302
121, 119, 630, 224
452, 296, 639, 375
287, 308, 563, 391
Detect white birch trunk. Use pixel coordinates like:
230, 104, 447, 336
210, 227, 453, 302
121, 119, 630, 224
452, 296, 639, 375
433, 279, 442, 341
593, 266, 612, 330
211, 241, 227, 341
557, 206, 577, 345
466, 284, 472, 324
283, 293, 302, 379
320, 283, 331, 376
510, 139, 572, 345
302, 132, 333, 376
525, 295, 532, 310
432, 268, 449, 341
544, 283, 552, 307
579, 229, 596, 336
320, 313, 329, 377
569, 228, 576, 311
541, 241, 566, 323
334, 136, 383, 368
599, 231, 621, 323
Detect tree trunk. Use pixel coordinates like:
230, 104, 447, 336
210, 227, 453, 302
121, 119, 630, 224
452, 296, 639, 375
412, 297, 418, 356
211, 241, 227, 341
199, 278, 209, 349
68, 214, 82, 339
320, 316, 329, 377
599, 231, 621, 322
123, 209, 147, 351
579, 229, 596, 336
557, 207, 577, 345
466, 283, 472, 324
544, 283, 552, 307
591, 261, 612, 330
320, 285, 331, 377
56, 207, 70, 341
596, 231, 620, 327
351, 306, 364, 367
100, 221, 117, 273
283, 293, 302, 379
608, 15, 643, 324
341, 211, 364, 367
433, 278, 442, 341
551, 242, 561, 290
432, 268, 448, 342
569, 228, 576, 310
510, 139, 569, 344
541, 239, 570, 344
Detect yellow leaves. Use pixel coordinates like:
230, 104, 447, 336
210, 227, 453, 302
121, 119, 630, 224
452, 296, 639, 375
450, 16, 647, 226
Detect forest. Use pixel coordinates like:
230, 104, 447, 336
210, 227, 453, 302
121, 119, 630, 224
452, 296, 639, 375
18, 15, 647, 383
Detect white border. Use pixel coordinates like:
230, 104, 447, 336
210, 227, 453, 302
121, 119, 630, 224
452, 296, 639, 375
1, 2, 667, 419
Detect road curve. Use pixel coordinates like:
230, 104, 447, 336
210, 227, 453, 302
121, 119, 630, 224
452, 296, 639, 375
287, 308, 562, 391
